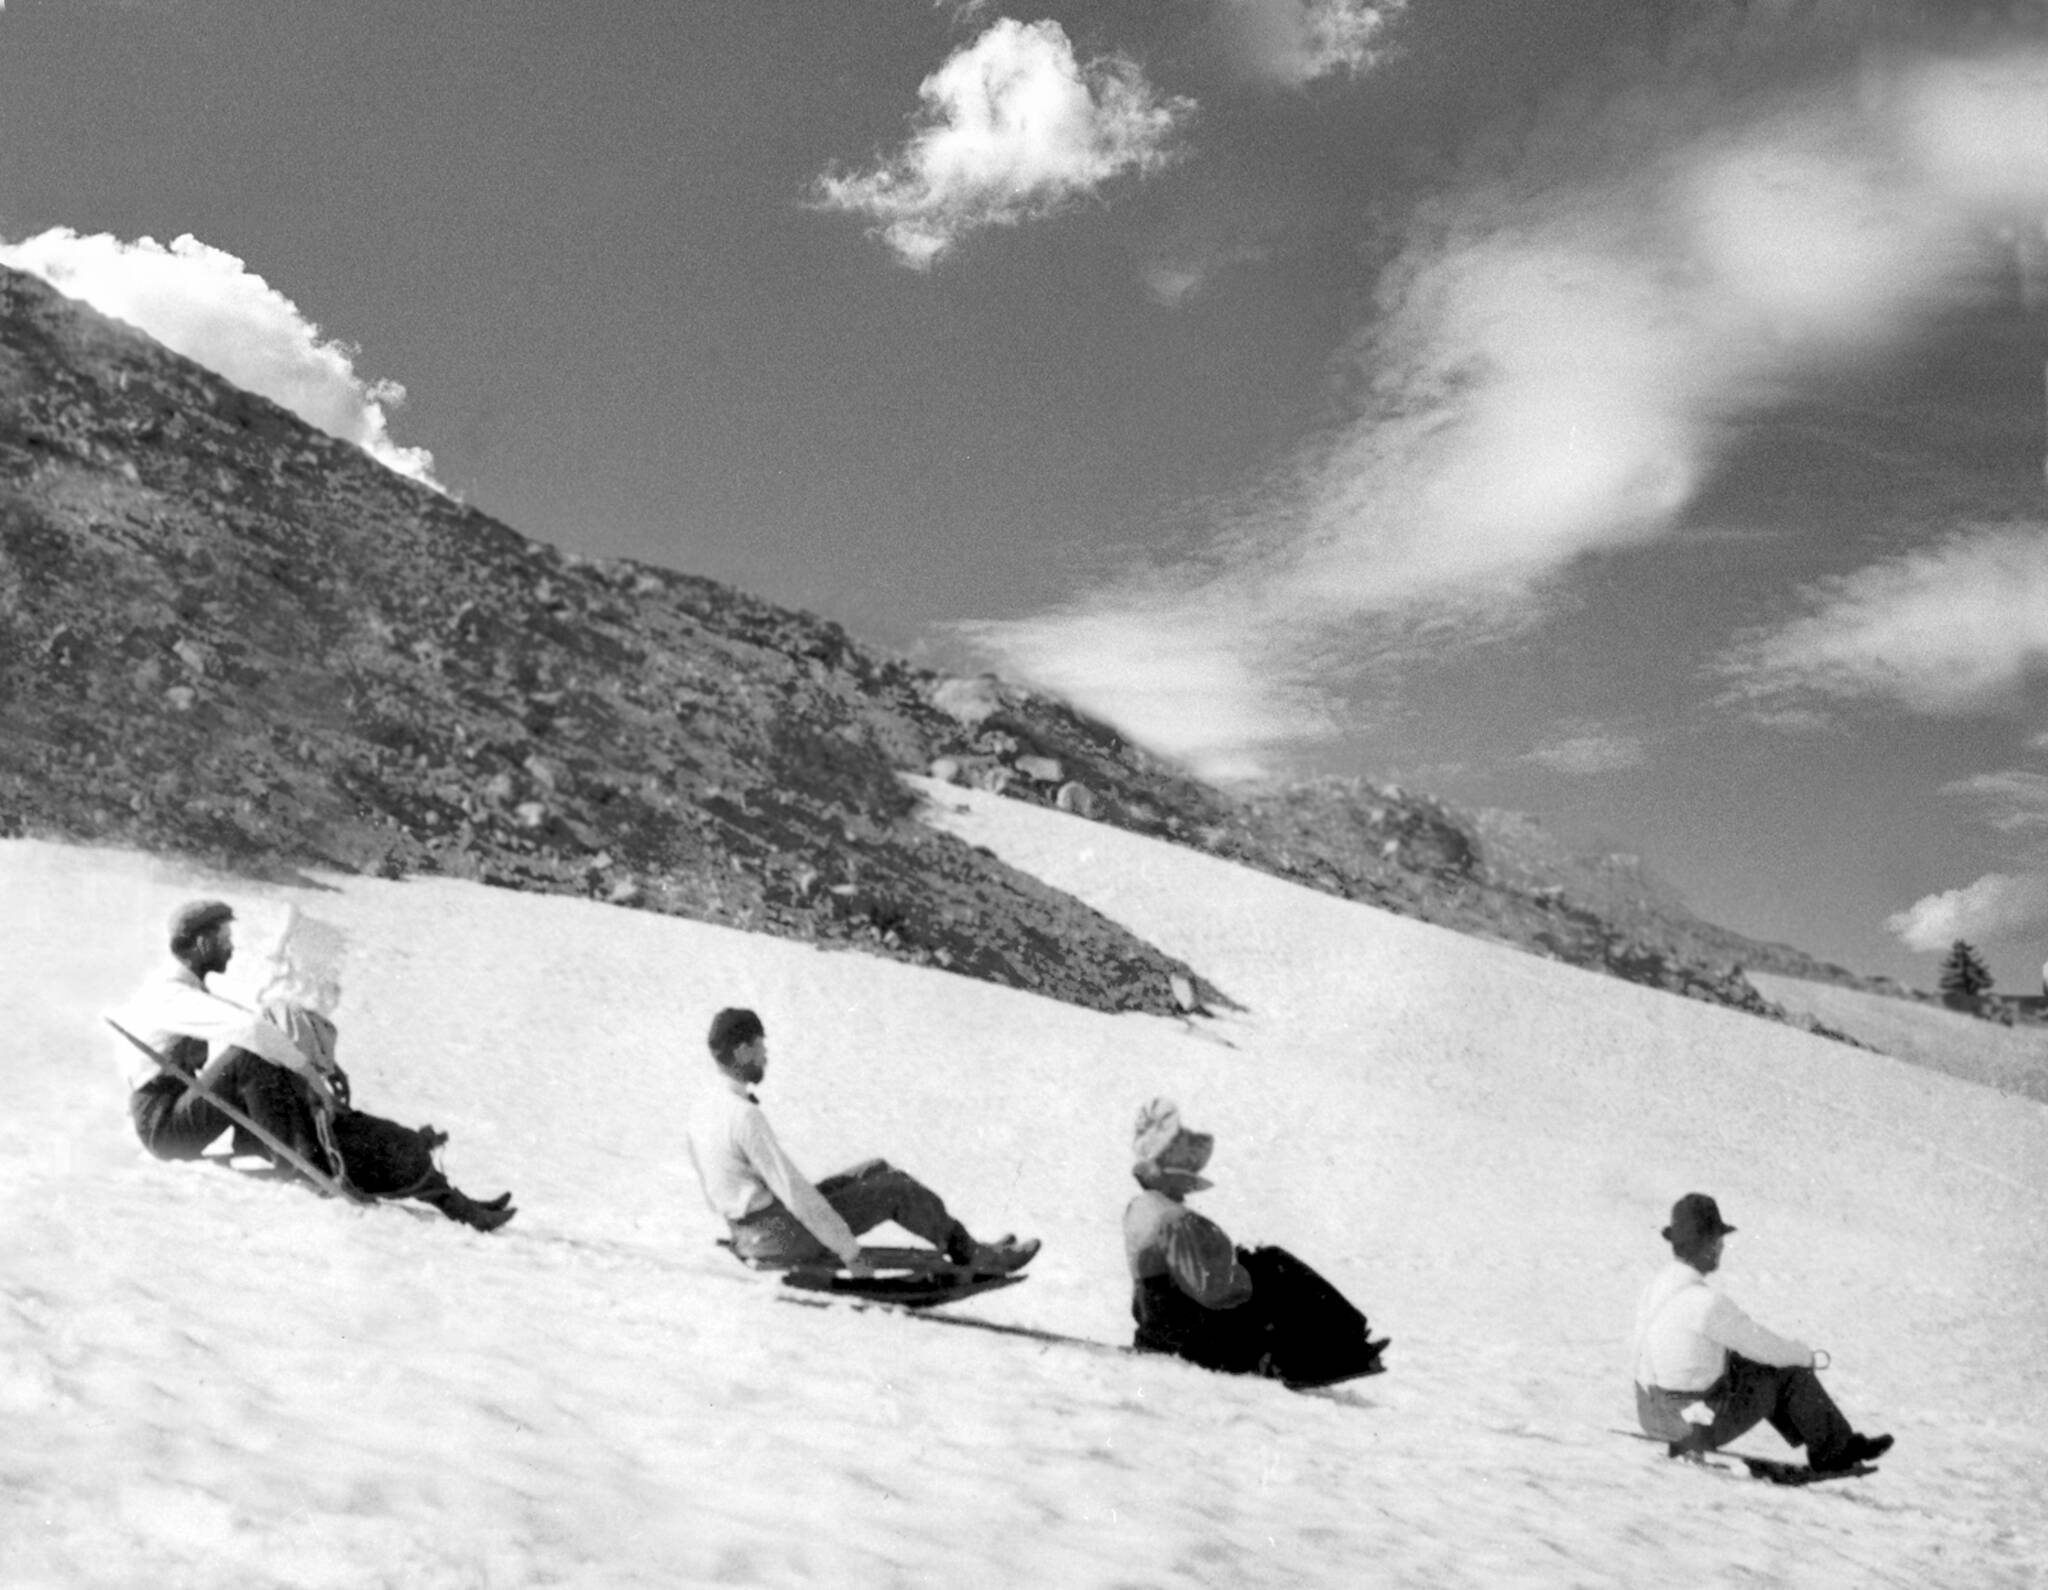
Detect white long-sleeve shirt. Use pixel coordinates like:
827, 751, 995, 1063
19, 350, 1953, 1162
107, 960, 314, 1092
684, 1074, 861, 1265
1632, 1259, 1814, 1392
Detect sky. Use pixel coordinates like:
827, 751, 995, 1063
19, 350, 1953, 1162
4, 0, 2048, 990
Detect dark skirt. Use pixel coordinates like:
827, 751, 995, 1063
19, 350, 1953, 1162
1132, 1245, 1380, 1386
326, 1107, 445, 1197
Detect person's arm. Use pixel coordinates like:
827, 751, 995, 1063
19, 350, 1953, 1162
1162, 1208, 1254, 1309
1702, 1292, 1815, 1368
735, 1108, 863, 1267
140, 982, 337, 1102
133, 981, 315, 1073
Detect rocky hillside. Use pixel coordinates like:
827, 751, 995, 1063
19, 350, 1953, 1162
0, 265, 1881, 1035
0, 267, 1221, 1016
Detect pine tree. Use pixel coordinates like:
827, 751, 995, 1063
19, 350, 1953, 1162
1938, 939, 1994, 1004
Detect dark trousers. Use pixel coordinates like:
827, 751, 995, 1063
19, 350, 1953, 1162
1640, 1354, 1855, 1466
130, 1051, 324, 1167
729, 1158, 967, 1266
1134, 1245, 1379, 1386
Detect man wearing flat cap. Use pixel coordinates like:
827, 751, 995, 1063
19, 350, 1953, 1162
1632, 1192, 1892, 1472
685, 1007, 1036, 1276
111, 899, 339, 1172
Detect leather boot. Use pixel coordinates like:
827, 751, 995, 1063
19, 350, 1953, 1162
419, 1177, 517, 1232
942, 1222, 979, 1268
963, 1236, 1040, 1275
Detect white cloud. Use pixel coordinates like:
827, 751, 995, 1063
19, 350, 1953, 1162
1225, 0, 1406, 87
962, 592, 1334, 782
1887, 872, 2048, 952
1895, 47, 2048, 216
0, 228, 440, 487
1679, 130, 1974, 349
1524, 731, 1647, 776
1716, 524, 2048, 717
1895, 44, 2048, 308
978, 16, 2048, 774
812, 19, 1191, 270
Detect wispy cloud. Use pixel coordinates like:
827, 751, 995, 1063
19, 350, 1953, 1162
1222, 0, 1407, 87
1142, 262, 1212, 309
962, 590, 1337, 782
812, 19, 1191, 270
0, 229, 440, 488
1141, 237, 1271, 308
1284, 35, 2048, 618
976, 22, 2048, 778
1715, 524, 2048, 719
1887, 871, 2048, 953
1523, 729, 1647, 776
1940, 769, 2048, 838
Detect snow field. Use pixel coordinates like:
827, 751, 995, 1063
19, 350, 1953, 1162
1, 784, 2043, 1587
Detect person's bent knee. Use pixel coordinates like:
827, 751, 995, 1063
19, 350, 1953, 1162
131, 1099, 213, 1161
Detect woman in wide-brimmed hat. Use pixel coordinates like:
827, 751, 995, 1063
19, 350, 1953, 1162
1122, 1098, 1387, 1389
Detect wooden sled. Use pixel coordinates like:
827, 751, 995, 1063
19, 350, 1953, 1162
721, 1241, 1026, 1309
1722, 1452, 1878, 1487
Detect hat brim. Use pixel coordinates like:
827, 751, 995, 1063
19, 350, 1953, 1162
1133, 1162, 1213, 1195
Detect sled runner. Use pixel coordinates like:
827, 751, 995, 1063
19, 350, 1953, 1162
1720, 1452, 1879, 1487
1275, 1352, 1389, 1391
1617, 1430, 1878, 1486
722, 1241, 1027, 1310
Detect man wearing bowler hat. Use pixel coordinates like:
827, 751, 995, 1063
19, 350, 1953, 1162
1632, 1192, 1892, 1472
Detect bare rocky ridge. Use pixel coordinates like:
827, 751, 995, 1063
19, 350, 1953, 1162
0, 265, 1880, 1036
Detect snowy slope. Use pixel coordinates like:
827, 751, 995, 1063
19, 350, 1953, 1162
4, 784, 2045, 1589
1748, 970, 2048, 1106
